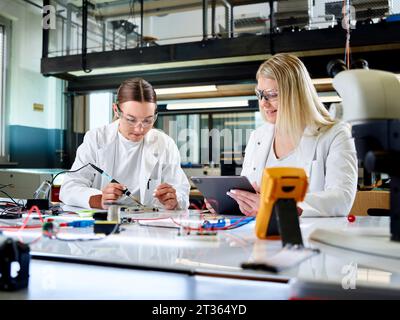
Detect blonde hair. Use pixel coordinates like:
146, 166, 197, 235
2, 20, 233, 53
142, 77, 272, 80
256, 53, 336, 145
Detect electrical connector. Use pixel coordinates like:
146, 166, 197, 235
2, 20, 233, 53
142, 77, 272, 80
56, 220, 95, 228
67, 220, 94, 228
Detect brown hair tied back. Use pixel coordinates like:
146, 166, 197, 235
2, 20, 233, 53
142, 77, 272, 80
116, 78, 157, 107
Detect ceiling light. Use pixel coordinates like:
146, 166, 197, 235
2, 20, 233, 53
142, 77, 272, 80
155, 85, 217, 95
312, 78, 333, 85
319, 96, 342, 103
224, 120, 255, 126
166, 100, 248, 110
68, 54, 269, 77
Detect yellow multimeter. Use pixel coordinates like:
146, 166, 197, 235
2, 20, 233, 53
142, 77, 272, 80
255, 167, 308, 244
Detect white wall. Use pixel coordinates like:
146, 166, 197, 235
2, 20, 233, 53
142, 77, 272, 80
147, 9, 203, 44
0, 0, 64, 129
392, 0, 400, 13
89, 92, 112, 130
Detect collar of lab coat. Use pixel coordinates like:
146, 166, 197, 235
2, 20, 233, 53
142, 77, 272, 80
254, 123, 320, 176
97, 120, 160, 200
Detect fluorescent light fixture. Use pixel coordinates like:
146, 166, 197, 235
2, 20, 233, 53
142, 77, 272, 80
167, 100, 248, 110
212, 112, 255, 118
224, 120, 255, 126
319, 96, 342, 103
312, 78, 333, 85
68, 54, 269, 77
155, 85, 217, 95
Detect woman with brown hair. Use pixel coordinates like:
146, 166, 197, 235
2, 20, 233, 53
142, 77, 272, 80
60, 78, 190, 210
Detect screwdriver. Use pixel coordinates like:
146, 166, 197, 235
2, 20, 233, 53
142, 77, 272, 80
89, 163, 144, 207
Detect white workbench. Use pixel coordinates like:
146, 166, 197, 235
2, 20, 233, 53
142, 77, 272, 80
1, 207, 399, 299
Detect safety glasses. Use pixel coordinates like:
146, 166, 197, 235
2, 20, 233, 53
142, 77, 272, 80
255, 88, 279, 102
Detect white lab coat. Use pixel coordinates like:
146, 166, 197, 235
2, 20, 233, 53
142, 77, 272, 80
59, 120, 190, 209
241, 121, 358, 217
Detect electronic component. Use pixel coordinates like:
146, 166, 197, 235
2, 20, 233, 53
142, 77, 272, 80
42, 221, 59, 239
93, 221, 120, 235
202, 217, 254, 229
120, 206, 159, 213
0, 236, 30, 291
94, 205, 121, 235
25, 199, 49, 210
256, 167, 307, 246
176, 228, 218, 240
93, 212, 108, 221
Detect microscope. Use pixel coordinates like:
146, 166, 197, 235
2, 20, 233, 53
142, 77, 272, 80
332, 68, 400, 241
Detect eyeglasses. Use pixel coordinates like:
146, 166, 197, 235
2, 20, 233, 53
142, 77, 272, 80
255, 88, 279, 102
116, 104, 157, 128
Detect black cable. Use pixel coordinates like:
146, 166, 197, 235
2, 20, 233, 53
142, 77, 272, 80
0, 185, 18, 214
0, 190, 22, 207
0, 206, 22, 219
31, 251, 194, 276
0, 184, 13, 189
47, 163, 92, 200
50, 163, 92, 187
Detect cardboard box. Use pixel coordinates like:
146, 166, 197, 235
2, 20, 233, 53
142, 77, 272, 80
350, 190, 390, 216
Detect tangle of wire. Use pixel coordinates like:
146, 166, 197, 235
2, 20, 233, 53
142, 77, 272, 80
0, 184, 25, 217
0, 190, 20, 207
0, 163, 95, 243
133, 214, 253, 232
0, 204, 116, 244
0, 206, 44, 245
1, 166, 251, 242
170, 216, 254, 232
0, 163, 93, 207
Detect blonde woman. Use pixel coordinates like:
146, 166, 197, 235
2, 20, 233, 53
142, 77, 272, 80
226, 53, 358, 217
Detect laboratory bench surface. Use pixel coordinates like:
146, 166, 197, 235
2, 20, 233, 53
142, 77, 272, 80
1, 206, 400, 300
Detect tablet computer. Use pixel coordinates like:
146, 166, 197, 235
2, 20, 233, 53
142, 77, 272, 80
191, 176, 257, 216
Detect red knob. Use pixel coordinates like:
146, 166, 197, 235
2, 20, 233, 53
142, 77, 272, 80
347, 214, 356, 223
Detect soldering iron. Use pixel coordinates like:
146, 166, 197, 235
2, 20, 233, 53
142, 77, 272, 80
89, 163, 144, 207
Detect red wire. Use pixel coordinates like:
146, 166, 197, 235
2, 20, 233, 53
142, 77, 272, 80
0, 202, 18, 207
170, 216, 202, 231
0, 225, 42, 230
19, 205, 44, 232
0, 206, 46, 231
